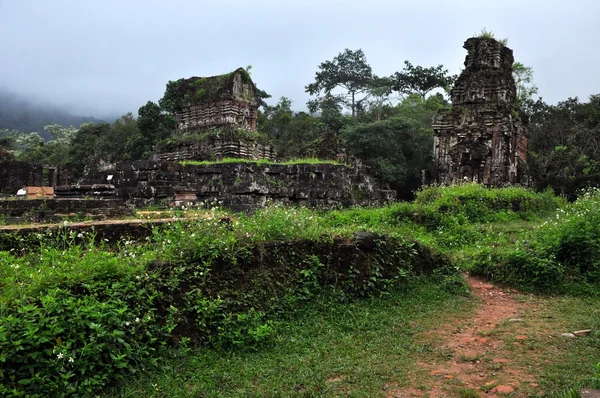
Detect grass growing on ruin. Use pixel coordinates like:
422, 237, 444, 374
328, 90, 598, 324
0, 202, 461, 396
180, 157, 347, 166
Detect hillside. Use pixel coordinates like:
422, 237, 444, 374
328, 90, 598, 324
0, 89, 106, 140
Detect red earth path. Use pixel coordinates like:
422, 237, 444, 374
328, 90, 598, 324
386, 275, 542, 397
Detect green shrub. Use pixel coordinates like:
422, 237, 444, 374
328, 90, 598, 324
415, 184, 563, 223
0, 266, 162, 397
470, 188, 600, 290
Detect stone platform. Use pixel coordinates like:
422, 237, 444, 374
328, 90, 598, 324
0, 198, 133, 223
85, 160, 396, 211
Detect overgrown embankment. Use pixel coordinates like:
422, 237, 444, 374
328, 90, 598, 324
4, 183, 600, 397
0, 206, 457, 397
469, 187, 600, 291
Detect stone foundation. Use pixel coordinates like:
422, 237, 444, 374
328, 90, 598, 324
0, 198, 133, 223
85, 161, 395, 211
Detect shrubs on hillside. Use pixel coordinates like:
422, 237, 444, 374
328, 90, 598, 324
0, 207, 458, 397
470, 187, 600, 290
2, 183, 598, 396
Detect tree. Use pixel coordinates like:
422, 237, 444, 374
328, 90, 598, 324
14, 132, 45, 162
306, 49, 373, 117
259, 96, 293, 142
341, 117, 433, 199
123, 102, 176, 160
392, 61, 456, 100
259, 97, 344, 160
528, 95, 600, 198
103, 113, 139, 162
366, 76, 394, 121
513, 62, 538, 110
0, 129, 19, 151
0, 130, 17, 160
68, 123, 112, 167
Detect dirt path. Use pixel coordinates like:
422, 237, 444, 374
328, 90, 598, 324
387, 275, 542, 397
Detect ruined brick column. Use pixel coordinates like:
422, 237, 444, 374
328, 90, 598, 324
432, 37, 528, 185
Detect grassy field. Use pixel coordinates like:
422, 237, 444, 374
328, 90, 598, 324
102, 280, 473, 397
102, 282, 600, 397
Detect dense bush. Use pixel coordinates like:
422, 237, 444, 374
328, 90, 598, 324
414, 183, 563, 223
470, 188, 600, 290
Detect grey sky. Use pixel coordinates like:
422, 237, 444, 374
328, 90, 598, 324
0, 0, 598, 118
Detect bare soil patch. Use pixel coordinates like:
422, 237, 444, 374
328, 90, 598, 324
387, 275, 544, 397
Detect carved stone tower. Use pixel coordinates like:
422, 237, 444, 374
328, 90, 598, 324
432, 37, 528, 185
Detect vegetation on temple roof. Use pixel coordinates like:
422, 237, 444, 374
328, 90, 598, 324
159, 67, 257, 113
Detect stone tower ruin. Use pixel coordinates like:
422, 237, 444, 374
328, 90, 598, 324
175, 67, 259, 133
154, 68, 275, 162
432, 37, 528, 185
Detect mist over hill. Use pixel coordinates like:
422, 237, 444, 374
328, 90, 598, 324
0, 89, 109, 140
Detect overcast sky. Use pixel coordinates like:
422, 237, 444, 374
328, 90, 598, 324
0, 0, 598, 118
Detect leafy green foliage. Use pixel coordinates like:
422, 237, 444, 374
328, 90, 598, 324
513, 62, 538, 109
124, 102, 175, 160
528, 95, 600, 198
392, 60, 457, 99
306, 49, 374, 117
470, 187, 600, 290
341, 116, 433, 198
158, 78, 186, 114
2, 113, 149, 168
0, 202, 462, 396
414, 183, 562, 223
259, 97, 344, 159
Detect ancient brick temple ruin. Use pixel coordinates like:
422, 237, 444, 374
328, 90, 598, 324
175, 67, 259, 133
155, 68, 275, 161
432, 37, 528, 185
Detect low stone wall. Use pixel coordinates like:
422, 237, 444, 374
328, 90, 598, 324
85, 161, 396, 210
0, 198, 133, 223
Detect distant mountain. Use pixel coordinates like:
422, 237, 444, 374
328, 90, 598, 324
0, 89, 106, 140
